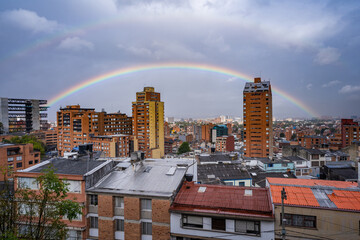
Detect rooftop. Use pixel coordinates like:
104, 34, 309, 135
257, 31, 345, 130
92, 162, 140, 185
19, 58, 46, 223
243, 81, 270, 93
197, 163, 250, 184
249, 166, 296, 188
170, 182, 273, 219
198, 154, 234, 163
87, 159, 190, 198
23, 157, 106, 175
268, 178, 360, 212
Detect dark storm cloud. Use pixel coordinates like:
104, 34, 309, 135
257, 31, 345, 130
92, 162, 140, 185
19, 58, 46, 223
0, 0, 360, 121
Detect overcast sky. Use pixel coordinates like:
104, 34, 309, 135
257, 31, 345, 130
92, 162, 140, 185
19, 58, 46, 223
0, 0, 359, 121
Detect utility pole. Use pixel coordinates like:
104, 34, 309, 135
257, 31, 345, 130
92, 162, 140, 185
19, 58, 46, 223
281, 187, 287, 240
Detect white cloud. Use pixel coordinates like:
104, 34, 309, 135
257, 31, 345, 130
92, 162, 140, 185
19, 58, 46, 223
339, 85, 360, 94
2, 9, 58, 33
58, 37, 94, 51
322, 80, 341, 88
226, 77, 237, 82
314, 47, 341, 65
306, 83, 313, 90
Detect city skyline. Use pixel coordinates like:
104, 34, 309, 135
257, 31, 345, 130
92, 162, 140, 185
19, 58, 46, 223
1, 0, 360, 120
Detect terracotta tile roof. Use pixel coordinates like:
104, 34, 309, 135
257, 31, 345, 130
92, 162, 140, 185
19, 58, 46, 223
267, 177, 357, 188
327, 190, 360, 211
270, 185, 319, 207
268, 178, 360, 212
171, 182, 273, 218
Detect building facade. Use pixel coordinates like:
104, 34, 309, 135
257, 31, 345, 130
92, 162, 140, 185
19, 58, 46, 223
341, 119, 360, 148
170, 182, 274, 240
0, 98, 48, 133
57, 105, 132, 156
132, 87, 164, 158
243, 78, 273, 158
0, 143, 41, 181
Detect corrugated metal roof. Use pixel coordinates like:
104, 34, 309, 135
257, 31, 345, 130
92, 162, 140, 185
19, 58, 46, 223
171, 182, 273, 216
267, 178, 357, 188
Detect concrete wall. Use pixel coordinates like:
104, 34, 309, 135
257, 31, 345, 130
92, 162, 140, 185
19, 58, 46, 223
274, 205, 360, 240
170, 212, 275, 240
31, 100, 40, 131
0, 98, 8, 133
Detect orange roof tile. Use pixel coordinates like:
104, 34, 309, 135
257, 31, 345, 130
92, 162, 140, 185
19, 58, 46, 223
270, 185, 319, 207
267, 177, 357, 188
327, 190, 360, 211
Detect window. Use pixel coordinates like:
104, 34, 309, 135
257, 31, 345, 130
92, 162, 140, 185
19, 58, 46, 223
141, 199, 151, 210
16, 156, 22, 161
182, 215, 203, 228
235, 220, 260, 235
66, 230, 81, 240
16, 163, 22, 168
282, 213, 316, 228
115, 219, 124, 231
8, 157, 14, 162
29, 161, 33, 165
141, 222, 152, 235
63, 180, 81, 193
114, 197, 124, 208
18, 177, 38, 189
90, 195, 98, 206
90, 217, 98, 228
212, 218, 226, 231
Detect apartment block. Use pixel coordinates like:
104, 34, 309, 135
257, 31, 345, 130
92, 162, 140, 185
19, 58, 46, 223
0, 143, 41, 181
0, 98, 48, 133
15, 156, 116, 240
57, 105, 132, 156
201, 123, 214, 142
298, 135, 328, 149
243, 78, 273, 158
89, 134, 131, 158
132, 87, 164, 159
341, 119, 360, 148
86, 159, 192, 240
215, 135, 234, 152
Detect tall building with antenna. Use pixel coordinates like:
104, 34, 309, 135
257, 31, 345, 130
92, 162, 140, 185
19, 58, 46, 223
132, 87, 164, 158
243, 77, 273, 158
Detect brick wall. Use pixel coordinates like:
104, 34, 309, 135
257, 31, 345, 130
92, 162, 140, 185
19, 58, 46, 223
98, 195, 114, 217
152, 199, 170, 223
124, 222, 141, 240
124, 197, 140, 220
99, 219, 115, 239
153, 225, 170, 240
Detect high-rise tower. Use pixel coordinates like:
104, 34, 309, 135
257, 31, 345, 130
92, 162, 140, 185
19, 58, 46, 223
132, 87, 164, 158
243, 78, 273, 158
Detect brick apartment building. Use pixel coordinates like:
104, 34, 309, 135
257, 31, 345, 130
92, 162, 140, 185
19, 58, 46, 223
243, 77, 273, 158
15, 157, 116, 240
0, 143, 41, 181
215, 135, 235, 152
89, 134, 131, 158
201, 123, 214, 142
298, 135, 328, 149
86, 159, 192, 240
57, 105, 132, 156
132, 87, 164, 159
341, 119, 360, 148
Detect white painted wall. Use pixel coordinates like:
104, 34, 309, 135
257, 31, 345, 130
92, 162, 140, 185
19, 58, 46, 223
170, 213, 275, 240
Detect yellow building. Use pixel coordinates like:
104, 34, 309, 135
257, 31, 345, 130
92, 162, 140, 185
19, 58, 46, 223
132, 87, 164, 158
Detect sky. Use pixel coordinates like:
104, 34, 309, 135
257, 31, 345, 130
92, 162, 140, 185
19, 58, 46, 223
0, 0, 360, 121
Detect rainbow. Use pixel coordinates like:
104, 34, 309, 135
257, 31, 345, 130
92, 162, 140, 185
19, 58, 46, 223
48, 62, 319, 118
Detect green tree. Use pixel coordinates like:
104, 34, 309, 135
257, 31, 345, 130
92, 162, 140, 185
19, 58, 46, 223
279, 133, 285, 138
177, 142, 191, 155
290, 133, 297, 141
3, 135, 45, 156
0, 167, 82, 240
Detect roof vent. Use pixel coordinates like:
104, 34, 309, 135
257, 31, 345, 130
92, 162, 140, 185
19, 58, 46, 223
207, 174, 215, 179
166, 167, 176, 176
250, 172, 257, 176
198, 187, 207, 193
283, 174, 289, 177
244, 189, 253, 196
